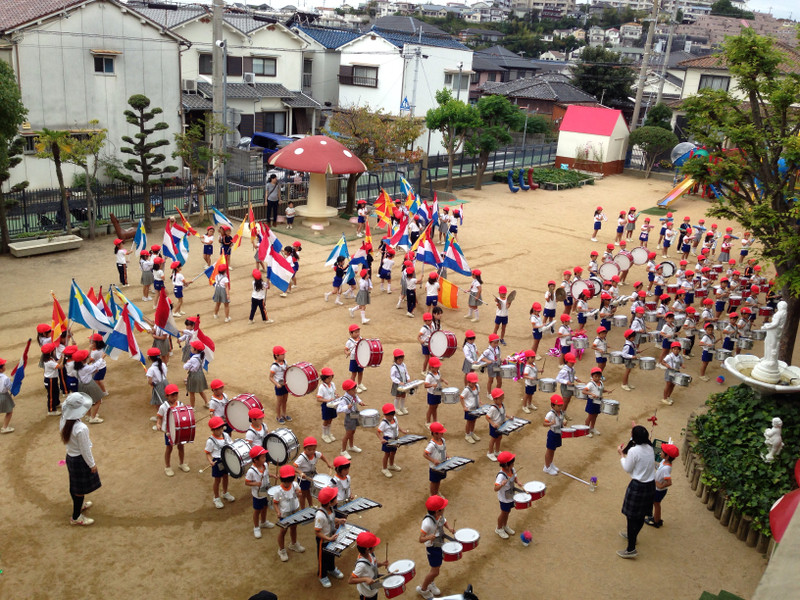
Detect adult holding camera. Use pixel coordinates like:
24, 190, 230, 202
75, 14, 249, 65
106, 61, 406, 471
265, 173, 281, 227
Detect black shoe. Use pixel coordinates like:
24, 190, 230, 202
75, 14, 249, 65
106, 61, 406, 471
644, 516, 662, 528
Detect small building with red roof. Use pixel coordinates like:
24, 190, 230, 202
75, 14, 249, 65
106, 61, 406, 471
555, 105, 630, 176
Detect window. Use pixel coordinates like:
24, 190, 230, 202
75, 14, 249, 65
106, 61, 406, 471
199, 53, 212, 75
253, 57, 277, 77
262, 112, 286, 135
338, 65, 378, 87
470, 71, 480, 84
698, 74, 730, 92
94, 56, 115, 75
23, 135, 39, 155
444, 73, 469, 91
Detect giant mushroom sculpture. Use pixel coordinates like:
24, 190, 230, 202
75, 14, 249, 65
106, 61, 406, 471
268, 135, 366, 228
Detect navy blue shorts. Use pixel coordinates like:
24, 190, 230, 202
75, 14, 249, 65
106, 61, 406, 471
332, 276, 343, 288
585, 399, 600, 415
648, 273, 655, 282
495, 315, 508, 325
500, 500, 514, 513
640, 233, 649, 242
664, 240, 671, 249
601, 319, 611, 330
426, 546, 443, 568
299, 478, 311, 491
349, 359, 364, 374
561, 345, 571, 356
379, 269, 390, 281
681, 244, 691, 254
596, 357, 607, 364
654, 286, 662, 297
203, 244, 213, 255
715, 301, 725, 313
422, 345, 430, 356
427, 393, 441, 406
464, 411, 477, 421
654, 488, 668, 503
525, 385, 537, 395
594, 222, 602, 231
357, 216, 365, 223
321, 404, 337, 421
253, 495, 268, 510
449, 225, 458, 234
164, 433, 171, 446
563, 297, 573, 307
93, 367, 107, 381
723, 338, 734, 351
740, 250, 748, 257
274, 385, 288, 397
660, 226, 666, 236
287, 217, 294, 224
577, 313, 587, 325
546, 429, 562, 450
429, 468, 446, 483
685, 293, 694, 304
381, 442, 397, 454
533, 329, 543, 340
544, 308, 556, 318
211, 461, 226, 478
154, 280, 164, 291
66, 376, 78, 392
662, 338, 672, 350
702, 350, 713, 363
489, 425, 501, 439
617, 225, 624, 233
174, 286, 183, 298
426, 296, 438, 306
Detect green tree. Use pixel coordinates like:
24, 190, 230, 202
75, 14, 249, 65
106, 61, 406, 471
324, 105, 425, 213
121, 94, 177, 232
571, 46, 635, 107
172, 116, 230, 219
425, 89, 480, 192
35, 129, 72, 231
465, 95, 524, 190
643, 102, 673, 130
0, 60, 28, 252
681, 29, 800, 362
60, 121, 107, 239
628, 126, 678, 178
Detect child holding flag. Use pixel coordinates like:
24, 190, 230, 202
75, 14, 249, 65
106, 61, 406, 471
0, 359, 14, 433
212, 264, 231, 322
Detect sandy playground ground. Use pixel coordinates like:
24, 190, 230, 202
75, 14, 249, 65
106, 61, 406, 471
0, 174, 777, 600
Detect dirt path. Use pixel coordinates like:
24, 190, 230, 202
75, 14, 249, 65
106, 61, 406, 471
0, 175, 769, 599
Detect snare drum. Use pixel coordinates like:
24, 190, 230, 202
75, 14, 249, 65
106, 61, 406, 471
609, 352, 625, 365
539, 378, 557, 393
312, 473, 336, 498
645, 301, 657, 311
696, 289, 708, 298
758, 306, 774, 317
383, 575, 406, 599
388, 559, 416, 583
659, 261, 676, 277
634, 332, 648, 345
644, 310, 659, 323
221, 438, 253, 478
712, 264, 724, 274
728, 295, 742, 307
715, 348, 732, 361
355, 338, 383, 368
442, 541, 463, 562
561, 427, 576, 438
647, 330, 661, 342
500, 364, 517, 379
670, 372, 692, 386
714, 320, 729, 331
573, 387, 587, 399
572, 424, 590, 437
429, 330, 458, 359
166, 405, 195, 445
225, 393, 264, 433
571, 337, 589, 350
678, 337, 692, 349
750, 329, 767, 341
454, 529, 480, 552
638, 357, 656, 370
674, 314, 686, 328
358, 408, 380, 427
614, 251, 633, 271
760, 285, 770, 293
666, 283, 679, 294
441, 387, 460, 404
737, 337, 754, 350
285, 362, 319, 397
601, 399, 620, 415
265, 428, 299, 465
524, 480, 546, 501
513, 492, 533, 510
613, 315, 628, 328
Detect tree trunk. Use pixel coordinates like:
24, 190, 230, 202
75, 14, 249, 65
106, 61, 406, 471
474, 153, 488, 191
346, 173, 360, 215
143, 179, 152, 233
0, 192, 11, 253
84, 166, 96, 240
446, 150, 455, 193
778, 284, 799, 364
53, 146, 69, 232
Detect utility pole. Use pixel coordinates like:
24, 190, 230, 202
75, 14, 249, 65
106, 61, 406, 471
212, 0, 224, 158
630, 0, 659, 131
410, 27, 422, 117
655, 3, 678, 105
456, 61, 464, 101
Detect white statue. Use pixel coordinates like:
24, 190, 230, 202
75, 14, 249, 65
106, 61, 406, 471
762, 417, 785, 463
752, 300, 787, 384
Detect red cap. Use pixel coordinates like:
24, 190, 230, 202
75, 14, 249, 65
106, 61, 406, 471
443, 206, 449, 212
147, 348, 161, 357
406, 267, 414, 275
699, 219, 705, 224
303, 436, 318, 447
152, 256, 164, 265
596, 326, 607, 334
596, 206, 603, 211
63, 345, 77, 356
333, 456, 351, 468
661, 443, 680, 458
550, 394, 564, 406
188, 340, 204, 351
684, 216, 691, 221
635, 307, 645, 314
728, 312, 738, 319
637, 290, 646, 297
590, 251, 598, 257
348, 324, 360, 333
633, 281, 642, 287
393, 349, 405, 358
279, 465, 296, 478
591, 366, 603, 375
249, 446, 268, 459
113, 238, 123, 245
140, 250, 149, 257
624, 329, 635, 338
600, 293, 612, 300
252, 269, 262, 280
423, 313, 433, 321
686, 270, 695, 276
425, 495, 449, 511
563, 353, 576, 363
648, 252, 657, 259
150, 244, 161, 251
382, 403, 396, 414
342, 379, 357, 391
612, 275, 620, 282
490, 388, 504, 400
499, 285, 508, 294
563, 270, 571, 276
667, 212, 673, 218
665, 312, 675, 318
489, 333, 500, 342
660, 294, 670, 300
574, 266, 584, 273
607, 244, 614, 250
472, 269, 481, 276
73, 349, 90, 362
217, 264, 227, 272
429, 421, 446, 433
497, 451, 515, 464
751, 285, 760, 293
670, 341, 682, 348
272, 345, 286, 355
360, 269, 368, 278
0, 358, 6, 367
548, 280, 557, 285
248, 407, 265, 419
210, 379, 224, 390
209, 416, 225, 429
465, 330, 476, 338
686, 306, 697, 314
387, 248, 395, 256
89, 333, 103, 342
318, 486, 338, 505
429, 272, 438, 280
466, 372, 479, 383
356, 531, 381, 548
164, 383, 179, 395
560, 314, 571, 322
429, 357, 441, 368
36, 323, 52, 334
619, 240, 627, 247
703, 298, 713, 305
293, 241, 301, 248
532, 302, 542, 311
364, 243, 372, 251
742, 307, 752, 314
524, 349, 536, 358
186, 316, 199, 324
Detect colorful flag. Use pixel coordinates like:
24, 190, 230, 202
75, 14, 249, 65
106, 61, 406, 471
133, 219, 147, 253
9, 339, 31, 396
364, 219, 372, 247
50, 293, 68, 339
373, 189, 392, 228
438, 277, 459, 309
257, 222, 282, 262
162, 222, 190, 265
175, 208, 200, 237
68, 280, 114, 333
267, 244, 295, 292
211, 206, 233, 229
442, 233, 471, 276
248, 203, 258, 238
231, 216, 248, 251
154, 288, 180, 337
194, 327, 215, 371
96, 286, 113, 318
410, 222, 432, 253
104, 304, 146, 364
111, 286, 151, 331
388, 214, 409, 249
208, 254, 227, 286
325, 234, 350, 267
104, 287, 120, 321
416, 236, 442, 268
86, 286, 98, 305
431, 194, 440, 229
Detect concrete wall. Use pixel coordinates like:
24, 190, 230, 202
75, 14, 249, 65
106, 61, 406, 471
8, 1, 182, 189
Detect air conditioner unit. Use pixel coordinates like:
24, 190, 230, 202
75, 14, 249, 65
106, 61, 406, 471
182, 79, 197, 93
243, 72, 256, 85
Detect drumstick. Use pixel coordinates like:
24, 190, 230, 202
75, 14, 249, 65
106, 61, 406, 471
199, 464, 212, 473
195, 414, 210, 423
560, 470, 593, 487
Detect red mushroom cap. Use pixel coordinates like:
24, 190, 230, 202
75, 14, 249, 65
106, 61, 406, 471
268, 135, 366, 175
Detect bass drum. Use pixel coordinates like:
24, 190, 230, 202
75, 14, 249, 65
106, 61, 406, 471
265, 428, 299, 465
588, 277, 603, 297
571, 279, 593, 300
614, 251, 633, 272
285, 362, 319, 397
356, 339, 383, 368
221, 438, 253, 479
599, 261, 620, 281
631, 246, 649, 266
225, 394, 263, 433
429, 330, 458, 359
658, 261, 676, 278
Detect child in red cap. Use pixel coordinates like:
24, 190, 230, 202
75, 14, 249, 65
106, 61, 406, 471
377, 403, 409, 478
460, 372, 482, 443
465, 269, 482, 322
424, 357, 447, 426
274, 464, 305, 561
389, 349, 411, 415
660, 342, 684, 405
480, 333, 502, 392
315, 486, 347, 587
295, 436, 333, 509
555, 352, 579, 418
208, 378, 229, 423
645, 443, 679, 528
156, 383, 191, 476
418, 495, 455, 599
418, 312, 434, 375
334, 455, 355, 503
349, 268, 372, 325
557, 313, 573, 365
139, 249, 154, 301
0, 358, 15, 433
42, 342, 62, 415
146, 348, 168, 424
114, 238, 131, 286
246, 406, 270, 448
543, 280, 557, 326
349, 531, 388, 599
316, 367, 337, 442
423, 422, 449, 495
335, 380, 364, 459
205, 416, 234, 509
583, 367, 604, 437
492, 285, 512, 345
425, 272, 440, 308
543, 394, 565, 475
494, 451, 518, 539
211, 263, 231, 322
486, 388, 511, 461
591, 205, 606, 242
269, 345, 290, 423
244, 445, 275, 537
521, 349, 538, 413
345, 324, 366, 393
184, 340, 209, 408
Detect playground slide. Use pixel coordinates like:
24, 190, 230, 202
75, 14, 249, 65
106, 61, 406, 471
707, 183, 724, 199
658, 177, 695, 207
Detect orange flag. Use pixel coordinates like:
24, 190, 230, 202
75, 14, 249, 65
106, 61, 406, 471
175, 208, 200, 237
373, 189, 392, 229
51, 292, 69, 338
208, 254, 227, 286
364, 219, 372, 247
437, 277, 459, 309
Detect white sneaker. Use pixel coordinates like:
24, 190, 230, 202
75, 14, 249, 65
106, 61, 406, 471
470, 432, 481, 441
416, 586, 434, 599
179, 464, 190, 472
389, 464, 402, 471
278, 548, 289, 562
340, 451, 351, 460
224, 317, 232, 323
428, 583, 441, 596
260, 520, 275, 529
382, 468, 393, 478
254, 527, 262, 539
465, 434, 476, 444
504, 525, 515, 535
662, 398, 674, 405
280, 292, 288, 298
288, 542, 305, 553
324, 292, 331, 302
362, 318, 370, 324
335, 298, 344, 305
621, 384, 632, 391
150, 416, 158, 422
319, 577, 332, 588
591, 428, 601, 436
495, 527, 509, 539
321, 434, 331, 443
70, 514, 94, 526
349, 445, 362, 453
328, 434, 337, 442
487, 452, 498, 462
213, 497, 224, 509
165, 467, 175, 477
407, 312, 415, 318
522, 405, 531, 414
349, 307, 356, 317
222, 491, 236, 502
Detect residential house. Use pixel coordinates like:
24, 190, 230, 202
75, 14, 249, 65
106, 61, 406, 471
588, 26, 605, 47
0, 0, 185, 189
419, 4, 449, 19
619, 22, 643, 44
458, 28, 506, 44
291, 25, 361, 109
604, 28, 620, 45
539, 50, 567, 61
470, 46, 572, 101
133, 3, 320, 139
477, 72, 597, 121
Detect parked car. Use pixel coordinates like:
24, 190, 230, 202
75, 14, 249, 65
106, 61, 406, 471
250, 132, 294, 163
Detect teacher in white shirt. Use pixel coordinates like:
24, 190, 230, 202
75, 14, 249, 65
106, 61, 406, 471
60, 393, 101, 526
617, 424, 655, 559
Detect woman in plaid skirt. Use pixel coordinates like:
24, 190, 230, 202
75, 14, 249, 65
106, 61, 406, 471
617, 424, 655, 559
59, 393, 101, 526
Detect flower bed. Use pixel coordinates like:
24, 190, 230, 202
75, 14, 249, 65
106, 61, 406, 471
493, 168, 594, 190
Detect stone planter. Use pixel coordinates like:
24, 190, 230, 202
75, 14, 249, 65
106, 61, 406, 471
8, 235, 83, 257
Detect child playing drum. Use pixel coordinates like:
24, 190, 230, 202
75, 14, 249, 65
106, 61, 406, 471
294, 437, 333, 509
246, 407, 269, 448
205, 416, 235, 509
208, 379, 231, 434
543, 394, 565, 475
583, 367, 604, 437
349, 531, 388, 599
269, 345, 290, 424
661, 341, 684, 405
521, 350, 538, 413
274, 464, 305, 562
156, 384, 191, 477
423, 422, 449, 495
244, 445, 275, 537
486, 388, 510, 462
336, 379, 365, 459
389, 349, 411, 415
316, 367, 338, 443
417, 495, 455, 600
345, 325, 366, 393
315, 486, 347, 588
424, 357, 446, 426
494, 451, 518, 539
460, 372, 482, 444
377, 403, 409, 478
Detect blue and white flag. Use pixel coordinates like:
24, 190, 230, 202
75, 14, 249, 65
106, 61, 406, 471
211, 207, 234, 229
68, 280, 114, 333
133, 219, 147, 253
105, 304, 146, 364
325, 234, 350, 268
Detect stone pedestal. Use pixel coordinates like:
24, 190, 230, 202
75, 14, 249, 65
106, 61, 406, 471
295, 172, 338, 228
751, 360, 781, 384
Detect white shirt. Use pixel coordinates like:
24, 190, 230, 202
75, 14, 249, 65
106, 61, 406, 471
202, 234, 214, 245
0, 373, 11, 395
620, 443, 656, 483
425, 439, 447, 464
425, 371, 441, 395
495, 298, 508, 317
44, 358, 59, 379
336, 392, 361, 415
555, 364, 574, 385
495, 468, 517, 503
584, 380, 603, 400
273, 482, 301, 516
523, 363, 538, 385
251, 280, 266, 300
246, 423, 269, 447
116, 249, 127, 265
214, 273, 229, 289
153, 269, 164, 283
460, 384, 480, 411
664, 352, 683, 371
593, 337, 607, 358
204, 432, 232, 459
158, 400, 184, 433
482, 345, 500, 366
76, 362, 101, 384
172, 272, 185, 288
270, 361, 287, 385
183, 354, 203, 374
90, 349, 106, 371
558, 325, 572, 346
62, 420, 95, 467
147, 362, 167, 384
315, 507, 337, 537
294, 450, 321, 477
530, 313, 543, 331
336, 474, 352, 502
390, 363, 409, 385
378, 418, 399, 441
317, 382, 337, 405
425, 281, 439, 297
462, 342, 477, 363
487, 403, 506, 428
419, 325, 432, 346
245, 464, 270, 498
421, 514, 447, 548
545, 409, 563, 433
655, 460, 673, 489
209, 393, 229, 418
353, 555, 380, 597
346, 337, 360, 360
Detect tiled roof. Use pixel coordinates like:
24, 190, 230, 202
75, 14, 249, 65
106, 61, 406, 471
471, 56, 508, 71
197, 82, 294, 99
282, 92, 321, 108
370, 26, 469, 51
481, 75, 596, 103
182, 93, 213, 111
373, 16, 448, 36
131, 3, 276, 35
0, 0, 84, 32
677, 54, 727, 70
295, 25, 361, 49
678, 42, 800, 75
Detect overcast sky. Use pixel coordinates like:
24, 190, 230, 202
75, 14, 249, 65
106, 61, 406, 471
168, 0, 798, 21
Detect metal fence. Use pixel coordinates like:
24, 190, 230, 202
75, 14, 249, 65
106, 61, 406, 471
626, 146, 674, 174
